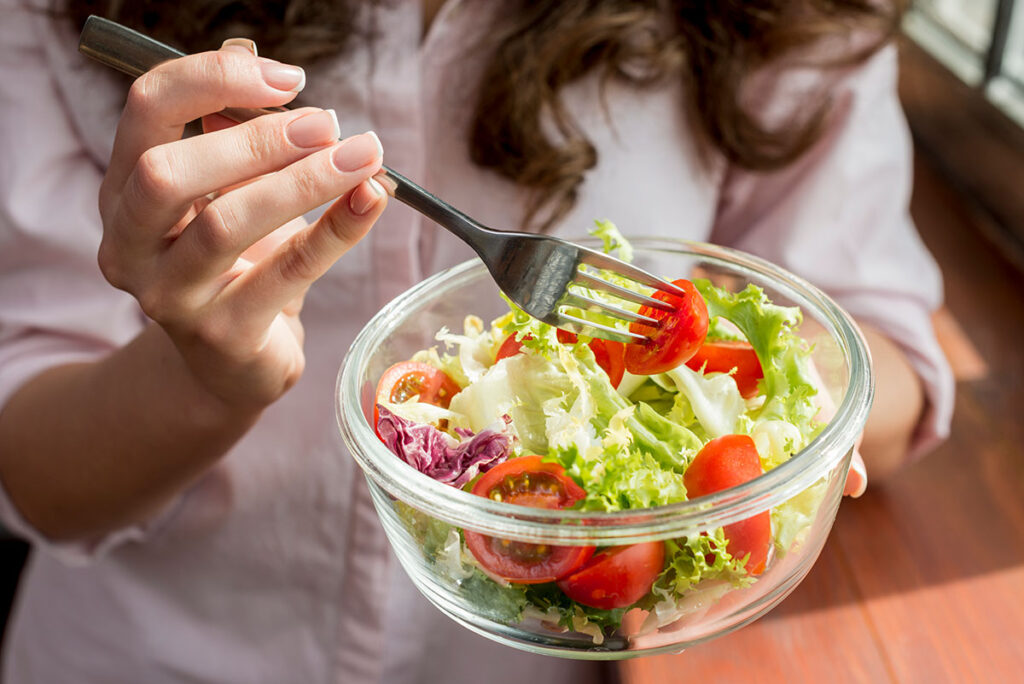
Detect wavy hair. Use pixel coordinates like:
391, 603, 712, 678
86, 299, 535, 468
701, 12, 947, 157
61, 0, 904, 229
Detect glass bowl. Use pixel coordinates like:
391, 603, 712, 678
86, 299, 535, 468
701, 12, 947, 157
336, 238, 873, 659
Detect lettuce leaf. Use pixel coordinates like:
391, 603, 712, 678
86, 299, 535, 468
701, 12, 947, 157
662, 364, 748, 440
638, 530, 753, 611
693, 280, 823, 456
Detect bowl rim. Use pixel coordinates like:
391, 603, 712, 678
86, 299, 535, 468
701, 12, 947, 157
336, 237, 874, 543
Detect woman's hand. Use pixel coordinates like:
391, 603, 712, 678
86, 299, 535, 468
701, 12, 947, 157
97, 43, 387, 412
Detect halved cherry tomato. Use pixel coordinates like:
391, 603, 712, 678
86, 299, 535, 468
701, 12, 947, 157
557, 542, 666, 610
494, 332, 625, 388
464, 456, 595, 584
683, 435, 771, 575
556, 330, 626, 388
686, 340, 764, 398
624, 278, 709, 376
373, 361, 461, 432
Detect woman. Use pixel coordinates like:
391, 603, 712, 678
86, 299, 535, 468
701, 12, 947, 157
0, 1, 952, 681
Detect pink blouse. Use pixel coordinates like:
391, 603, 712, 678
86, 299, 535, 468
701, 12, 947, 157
0, 1, 953, 682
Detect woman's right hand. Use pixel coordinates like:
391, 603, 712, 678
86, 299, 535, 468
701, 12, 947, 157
96, 43, 387, 413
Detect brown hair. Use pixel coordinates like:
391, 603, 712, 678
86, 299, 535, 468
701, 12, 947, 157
60, 0, 904, 230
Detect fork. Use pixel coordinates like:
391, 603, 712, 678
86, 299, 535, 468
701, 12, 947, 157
78, 16, 686, 344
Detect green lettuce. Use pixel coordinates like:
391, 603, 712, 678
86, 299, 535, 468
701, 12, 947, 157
693, 280, 823, 458
638, 530, 753, 613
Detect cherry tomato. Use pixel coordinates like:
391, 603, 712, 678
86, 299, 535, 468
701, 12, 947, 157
624, 278, 709, 376
683, 435, 771, 575
495, 332, 625, 388
464, 456, 595, 584
495, 334, 528, 361
685, 340, 764, 398
556, 330, 626, 389
557, 542, 666, 610
373, 361, 461, 432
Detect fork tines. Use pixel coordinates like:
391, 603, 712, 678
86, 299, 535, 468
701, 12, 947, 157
577, 251, 687, 303
554, 250, 685, 344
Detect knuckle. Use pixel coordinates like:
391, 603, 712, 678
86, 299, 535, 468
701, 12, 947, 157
275, 238, 322, 284
208, 50, 246, 91
239, 122, 277, 163
288, 165, 323, 203
97, 179, 117, 221
124, 72, 162, 118
131, 146, 178, 205
319, 210, 362, 247
193, 202, 238, 254
96, 238, 128, 290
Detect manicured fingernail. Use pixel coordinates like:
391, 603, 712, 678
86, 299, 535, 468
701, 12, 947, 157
221, 38, 258, 55
261, 61, 305, 92
286, 109, 340, 148
332, 131, 382, 172
349, 178, 386, 215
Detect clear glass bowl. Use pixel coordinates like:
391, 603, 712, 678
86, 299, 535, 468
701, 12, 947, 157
336, 238, 873, 659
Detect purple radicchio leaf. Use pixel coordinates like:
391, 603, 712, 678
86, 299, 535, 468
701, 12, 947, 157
376, 405, 512, 487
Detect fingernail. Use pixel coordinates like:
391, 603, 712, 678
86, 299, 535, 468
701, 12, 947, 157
261, 61, 305, 92
349, 178, 386, 216
332, 131, 383, 172
286, 109, 340, 148
221, 38, 258, 55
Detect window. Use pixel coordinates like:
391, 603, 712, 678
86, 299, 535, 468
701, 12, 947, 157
904, 0, 1024, 126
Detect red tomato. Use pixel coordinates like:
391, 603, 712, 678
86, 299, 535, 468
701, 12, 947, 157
683, 435, 771, 575
624, 279, 709, 375
373, 361, 461, 432
556, 330, 626, 389
464, 456, 595, 584
496, 331, 625, 388
686, 341, 764, 398
557, 542, 666, 610
495, 334, 528, 361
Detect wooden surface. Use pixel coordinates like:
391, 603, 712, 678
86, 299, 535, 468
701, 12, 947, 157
617, 154, 1024, 682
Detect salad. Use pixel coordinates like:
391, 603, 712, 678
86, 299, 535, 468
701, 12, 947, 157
372, 222, 827, 642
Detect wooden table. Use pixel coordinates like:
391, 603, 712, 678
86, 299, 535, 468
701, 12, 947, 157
618, 154, 1024, 683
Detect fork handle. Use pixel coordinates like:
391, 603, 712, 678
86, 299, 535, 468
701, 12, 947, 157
78, 16, 498, 256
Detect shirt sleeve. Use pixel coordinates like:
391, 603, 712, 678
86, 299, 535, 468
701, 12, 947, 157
0, 3, 163, 564
709, 45, 954, 462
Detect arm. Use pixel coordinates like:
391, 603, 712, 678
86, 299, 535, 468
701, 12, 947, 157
0, 34, 387, 543
859, 323, 925, 481
0, 326, 259, 541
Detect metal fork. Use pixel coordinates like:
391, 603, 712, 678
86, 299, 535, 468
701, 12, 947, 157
78, 16, 686, 344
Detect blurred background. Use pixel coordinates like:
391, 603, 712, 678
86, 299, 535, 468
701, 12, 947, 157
2, 1, 1023, 679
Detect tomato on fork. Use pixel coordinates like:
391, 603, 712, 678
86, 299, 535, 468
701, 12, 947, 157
624, 278, 709, 376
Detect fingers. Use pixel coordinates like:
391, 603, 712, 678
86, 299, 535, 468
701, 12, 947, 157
225, 177, 387, 332
104, 48, 305, 197
169, 132, 384, 285
843, 446, 867, 497
114, 107, 340, 247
